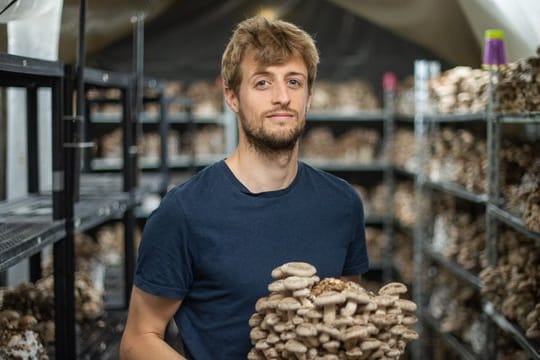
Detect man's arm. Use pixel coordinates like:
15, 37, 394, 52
119, 286, 185, 360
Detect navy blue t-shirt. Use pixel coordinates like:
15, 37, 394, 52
134, 160, 369, 359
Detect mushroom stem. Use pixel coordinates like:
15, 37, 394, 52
323, 304, 337, 323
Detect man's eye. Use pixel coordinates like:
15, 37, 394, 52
256, 80, 269, 87
288, 79, 302, 87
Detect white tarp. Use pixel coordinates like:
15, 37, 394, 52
458, 0, 540, 62
329, 0, 540, 66
3, 0, 64, 285
4, 0, 63, 199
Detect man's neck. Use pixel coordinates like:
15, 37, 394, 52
225, 143, 299, 193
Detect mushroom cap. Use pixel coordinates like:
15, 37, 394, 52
284, 338, 308, 353
386, 349, 402, 357
376, 331, 392, 341
306, 309, 323, 320
263, 313, 281, 326
313, 291, 346, 307
322, 339, 340, 351
278, 297, 301, 311
316, 324, 342, 339
344, 325, 370, 340
255, 340, 270, 350
342, 289, 371, 304
320, 355, 339, 360
250, 327, 268, 341
268, 279, 286, 293
311, 278, 348, 296
297, 307, 312, 316
334, 316, 354, 327
18, 315, 38, 330
271, 266, 286, 279
395, 299, 417, 312
266, 332, 281, 344
266, 293, 285, 308
281, 262, 317, 277
389, 324, 408, 336
401, 315, 418, 325
247, 349, 264, 360
293, 288, 311, 298
255, 297, 269, 312
249, 313, 263, 327
345, 347, 364, 357
360, 338, 382, 351
296, 323, 318, 337
374, 294, 397, 307
284, 276, 311, 291
401, 329, 419, 340
363, 301, 378, 312
378, 282, 408, 296
371, 313, 392, 327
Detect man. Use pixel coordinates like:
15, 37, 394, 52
120, 16, 369, 359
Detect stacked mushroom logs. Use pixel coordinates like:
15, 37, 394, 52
248, 262, 418, 359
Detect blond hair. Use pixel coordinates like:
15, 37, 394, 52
221, 16, 319, 95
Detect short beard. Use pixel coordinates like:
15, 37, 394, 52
239, 109, 304, 156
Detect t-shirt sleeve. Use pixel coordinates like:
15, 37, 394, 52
134, 188, 193, 299
342, 189, 370, 276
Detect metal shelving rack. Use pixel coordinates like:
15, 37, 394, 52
411, 59, 540, 360
0, 52, 73, 358
303, 100, 396, 281
78, 68, 139, 314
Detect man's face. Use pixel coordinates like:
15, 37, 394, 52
225, 52, 311, 153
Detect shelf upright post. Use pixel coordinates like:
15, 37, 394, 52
121, 11, 145, 307
382, 72, 397, 282
158, 83, 169, 194
411, 59, 433, 359
26, 84, 42, 281
54, 63, 78, 359
483, 28, 507, 360
132, 11, 145, 189
123, 79, 136, 308
484, 64, 503, 360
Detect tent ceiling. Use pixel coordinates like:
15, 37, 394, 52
5, 0, 537, 90
327, 0, 481, 66
69, 0, 455, 94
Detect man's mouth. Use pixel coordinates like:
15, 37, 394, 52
266, 112, 295, 120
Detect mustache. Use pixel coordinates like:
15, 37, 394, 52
263, 107, 299, 117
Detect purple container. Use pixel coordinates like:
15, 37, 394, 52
482, 29, 507, 69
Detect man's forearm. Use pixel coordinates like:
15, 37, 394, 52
120, 333, 187, 360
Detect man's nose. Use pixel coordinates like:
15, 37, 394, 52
271, 82, 291, 107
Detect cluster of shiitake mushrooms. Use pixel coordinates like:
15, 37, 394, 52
480, 229, 540, 340
0, 270, 103, 352
520, 160, 540, 232
301, 127, 381, 164
429, 66, 488, 115
432, 196, 486, 272
428, 48, 540, 115
248, 262, 418, 359
310, 80, 380, 112
497, 47, 540, 113
0, 310, 48, 359
428, 127, 488, 194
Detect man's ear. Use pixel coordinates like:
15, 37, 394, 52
224, 87, 239, 113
